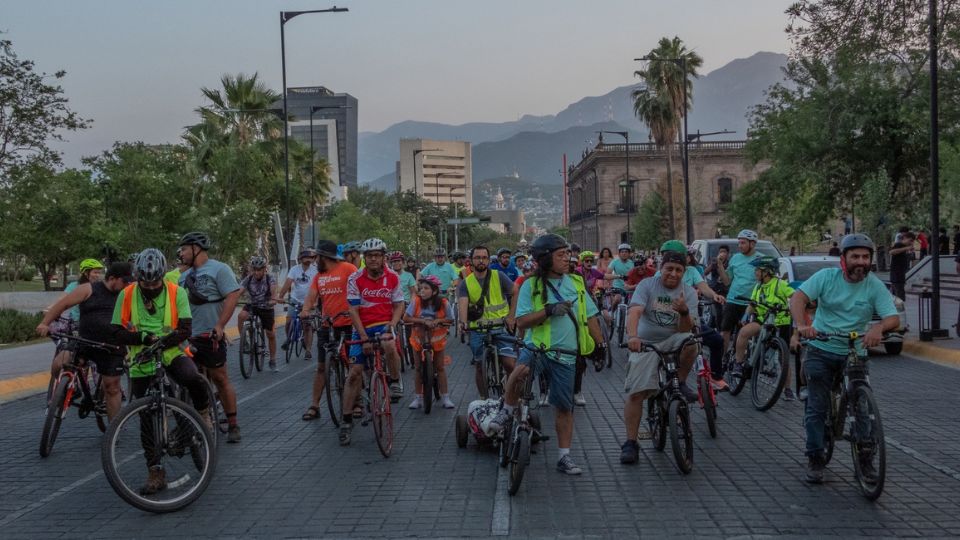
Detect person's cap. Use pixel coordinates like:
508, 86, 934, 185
315, 240, 342, 260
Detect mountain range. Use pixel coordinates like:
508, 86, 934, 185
358, 51, 788, 189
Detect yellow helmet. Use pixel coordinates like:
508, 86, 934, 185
579, 250, 596, 262
79, 258, 105, 273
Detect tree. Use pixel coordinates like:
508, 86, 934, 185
633, 191, 669, 250
0, 39, 90, 179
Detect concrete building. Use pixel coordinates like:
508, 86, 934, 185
566, 140, 768, 250
483, 186, 525, 235
396, 139, 473, 210
283, 86, 358, 199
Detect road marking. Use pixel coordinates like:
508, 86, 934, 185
491, 463, 511, 536
0, 362, 313, 524
886, 436, 960, 483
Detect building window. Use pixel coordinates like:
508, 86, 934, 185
717, 177, 733, 207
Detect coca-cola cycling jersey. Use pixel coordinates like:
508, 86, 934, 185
346, 268, 405, 328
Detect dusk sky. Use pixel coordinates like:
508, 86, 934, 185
4, 0, 795, 166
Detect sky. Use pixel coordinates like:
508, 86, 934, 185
3, 0, 795, 166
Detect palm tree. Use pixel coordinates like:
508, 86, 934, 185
632, 86, 678, 238
194, 73, 282, 147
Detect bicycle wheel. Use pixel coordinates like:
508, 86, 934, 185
498, 417, 513, 468
291, 322, 302, 363
39, 375, 71, 457
486, 351, 503, 398
508, 428, 531, 496
823, 391, 843, 465
724, 347, 748, 396
648, 396, 667, 452
849, 385, 886, 500
668, 399, 694, 474
616, 304, 627, 346
751, 336, 788, 411
325, 352, 345, 428
371, 372, 393, 457
698, 374, 718, 439
92, 373, 108, 433
101, 396, 216, 513
239, 323, 254, 379
455, 415, 469, 448
284, 323, 296, 364
254, 326, 265, 372
478, 349, 492, 400
422, 350, 435, 414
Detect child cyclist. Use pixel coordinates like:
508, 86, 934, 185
404, 275, 455, 409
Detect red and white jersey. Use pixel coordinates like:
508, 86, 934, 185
346, 268, 404, 328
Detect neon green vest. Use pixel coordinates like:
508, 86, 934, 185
526, 274, 595, 356
123, 285, 185, 377
465, 270, 510, 329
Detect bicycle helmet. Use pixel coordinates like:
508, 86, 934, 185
135, 248, 167, 282
840, 233, 875, 255
749, 256, 779, 274
178, 231, 211, 250
434, 247, 447, 256
418, 274, 442, 291
79, 258, 105, 272
496, 247, 512, 256
660, 250, 686, 268
452, 251, 466, 260
737, 229, 759, 242
298, 248, 317, 259
579, 250, 596, 262
660, 240, 686, 254
249, 256, 267, 269
570, 243, 582, 253
388, 250, 405, 262
361, 237, 388, 254
531, 233, 568, 261
617, 243, 632, 252
342, 241, 361, 254
522, 260, 536, 271
127, 252, 140, 263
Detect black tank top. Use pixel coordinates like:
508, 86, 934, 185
79, 281, 119, 343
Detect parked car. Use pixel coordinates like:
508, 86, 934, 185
778, 255, 908, 355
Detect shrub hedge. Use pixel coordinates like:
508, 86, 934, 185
0, 309, 43, 344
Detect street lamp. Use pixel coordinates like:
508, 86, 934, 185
407, 148, 441, 194
309, 104, 351, 243
618, 178, 639, 245
597, 130, 631, 243
448, 185, 465, 251
434, 172, 459, 247
280, 6, 348, 253
927, 0, 947, 337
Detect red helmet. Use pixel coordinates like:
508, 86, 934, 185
388, 251, 405, 262
418, 275, 442, 290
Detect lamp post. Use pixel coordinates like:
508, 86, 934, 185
408, 147, 441, 194
618, 178, 639, 245
308, 104, 351, 243
448, 185, 464, 251
591, 168, 600, 249
597, 130, 630, 243
685, 129, 735, 241
928, 0, 947, 337
434, 172, 459, 248
280, 6, 348, 253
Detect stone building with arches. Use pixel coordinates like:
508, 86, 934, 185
566, 140, 768, 250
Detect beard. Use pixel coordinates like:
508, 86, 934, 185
474, 262, 488, 272
846, 265, 869, 282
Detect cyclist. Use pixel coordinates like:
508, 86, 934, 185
298, 240, 356, 422
569, 243, 582, 262
604, 243, 635, 312
110, 248, 209, 495
237, 256, 278, 370
718, 230, 761, 353
404, 257, 420, 279
458, 245, 517, 398
490, 247, 519, 281
578, 251, 605, 293
789, 234, 899, 484
342, 241, 362, 269
164, 255, 189, 284
451, 251, 467, 277
731, 256, 795, 393
63, 258, 106, 323
178, 231, 243, 443
489, 234, 605, 476
421, 248, 459, 295
404, 274, 455, 409
389, 251, 417, 305
514, 253, 528, 271
340, 238, 406, 445
36, 262, 133, 420
276, 248, 318, 360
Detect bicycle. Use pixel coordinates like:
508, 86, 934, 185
309, 312, 351, 428
40, 333, 123, 457
640, 334, 700, 475
593, 290, 615, 369
694, 345, 719, 439
281, 300, 305, 363
803, 332, 886, 500
607, 287, 630, 347
238, 303, 268, 378
473, 320, 508, 400
722, 296, 790, 411
343, 333, 394, 458
101, 336, 216, 513
171, 337, 228, 446
404, 321, 453, 414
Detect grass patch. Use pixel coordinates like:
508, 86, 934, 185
0, 280, 47, 292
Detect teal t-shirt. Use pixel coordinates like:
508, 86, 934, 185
654, 266, 704, 288
609, 258, 634, 290
64, 281, 81, 320
798, 268, 897, 356
179, 260, 241, 336
726, 252, 759, 305
516, 275, 599, 365
398, 270, 417, 304
421, 262, 459, 292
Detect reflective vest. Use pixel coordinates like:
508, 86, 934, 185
408, 296, 449, 352
526, 274, 595, 356
120, 282, 189, 376
465, 270, 510, 329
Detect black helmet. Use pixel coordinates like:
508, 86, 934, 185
840, 233, 875, 255
531, 234, 568, 261
135, 248, 167, 282
249, 256, 267, 269
496, 247, 512, 256
178, 231, 211, 251
570, 243, 582, 253
452, 251, 466, 260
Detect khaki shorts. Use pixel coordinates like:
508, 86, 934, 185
624, 332, 693, 398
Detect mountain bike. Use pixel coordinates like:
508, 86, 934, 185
804, 332, 886, 500
238, 303, 268, 378
311, 312, 351, 427
608, 287, 629, 347
101, 337, 216, 513
344, 333, 394, 458
40, 333, 123, 457
694, 345, 719, 439
722, 297, 789, 411
473, 320, 508, 400
643, 334, 700, 474
404, 321, 453, 414
594, 289, 615, 368
281, 301, 305, 363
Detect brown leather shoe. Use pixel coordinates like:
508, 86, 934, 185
139, 466, 167, 495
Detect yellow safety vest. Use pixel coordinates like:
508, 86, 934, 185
526, 274, 595, 356
120, 283, 188, 377
465, 270, 510, 329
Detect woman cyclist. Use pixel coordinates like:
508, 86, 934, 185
404, 275, 455, 410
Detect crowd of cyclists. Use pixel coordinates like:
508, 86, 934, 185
32, 225, 901, 500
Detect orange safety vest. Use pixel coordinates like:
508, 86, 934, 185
120, 282, 180, 330
408, 296, 449, 353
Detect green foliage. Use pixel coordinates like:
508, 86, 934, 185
0, 309, 42, 344
633, 191, 669, 250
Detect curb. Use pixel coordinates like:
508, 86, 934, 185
901, 339, 960, 369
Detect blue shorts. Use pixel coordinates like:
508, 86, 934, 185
348, 324, 391, 366
468, 328, 516, 365
518, 348, 575, 412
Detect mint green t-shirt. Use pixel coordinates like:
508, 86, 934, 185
398, 270, 417, 304
609, 258, 634, 290
798, 268, 897, 356
726, 252, 759, 305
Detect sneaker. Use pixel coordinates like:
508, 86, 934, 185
711, 379, 730, 392
488, 407, 511, 432
389, 382, 403, 400
799, 388, 809, 402
197, 408, 214, 432
269, 360, 278, 372
783, 388, 797, 402
280, 341, 289, 351
573, 393, 586, 407
678, 382, 698, 403
538, 391, 550, 407
408, 396, 423, 410
730, 362, 744, 377
304, 351, 313, 361
440, 396, 456, 409
620, 440, 639, 464
338, 423, 352, 446
805, 454, 825, 484
139, 466, 167, 495
556, 454, 583, 475
227, 425, 242, 443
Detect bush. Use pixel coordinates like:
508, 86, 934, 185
0, 309, 43, 344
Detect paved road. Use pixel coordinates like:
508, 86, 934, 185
1, 336, 960, 538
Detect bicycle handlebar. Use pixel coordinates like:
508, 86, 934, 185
48, 333, 124, 354
736, 295, 787, 312
344, 333, 395, 346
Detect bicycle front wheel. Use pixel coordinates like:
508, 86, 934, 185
422, 351, 435, 414
698, 374, 718, 439
254, 327, 265, 372
239, 323, 254, 379
648, 396, 667, 452
325, 352, 345, 428
751, 336, 788, 411
101, 396, 216, 513
616, 304, 627, 346
849, 385, 886, 500
668, 399, 694, 474
724, 348, 747, 396
39, 375, 71, 457
508, 428, 531, 496
371, 372, 393, 457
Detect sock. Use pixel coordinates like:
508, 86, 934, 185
342, 414, 353, 424
503, 404, 514, 414
227, 412, 238, 427
558, 448, 570, 458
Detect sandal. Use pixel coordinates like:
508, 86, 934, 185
301, 406, 321, 421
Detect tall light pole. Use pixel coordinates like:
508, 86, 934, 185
434, 172, 459, 248
448, 185, 464, 251
928, 0, 947, 337
280, 6, 348, 253
597, 130, 630, 243
408, 147, 441, 194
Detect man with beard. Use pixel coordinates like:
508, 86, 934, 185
790, 234, 899, 484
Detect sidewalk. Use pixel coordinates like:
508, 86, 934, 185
900, 292, 960, 368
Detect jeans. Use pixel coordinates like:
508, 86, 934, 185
468, 328, 516, 364
802, 346, 847, 457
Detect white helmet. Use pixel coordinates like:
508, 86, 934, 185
617, 243, 633, 252
360, 237, 388, 253
737, 229, 759, 242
